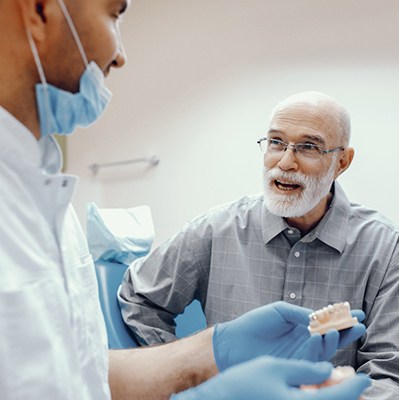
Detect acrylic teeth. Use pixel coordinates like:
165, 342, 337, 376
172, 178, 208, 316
308, 301, 357, 336
310, 302, 351, 321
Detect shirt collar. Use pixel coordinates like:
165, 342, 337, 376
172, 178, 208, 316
310, 182, 350, 253
38, 135, 63, 174
0, 106, 40, 167
0, 106, 63, 174
261, 200, 290, 243
261, 181, 350, 254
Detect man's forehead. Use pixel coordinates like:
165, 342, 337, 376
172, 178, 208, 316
268, 128, 327, 145
269, 107, 338, 144
270, 103, 332, 126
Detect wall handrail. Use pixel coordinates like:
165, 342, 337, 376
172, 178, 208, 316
89, 154, 160, 175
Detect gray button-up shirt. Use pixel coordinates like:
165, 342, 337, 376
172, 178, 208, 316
119, 182, 399, 399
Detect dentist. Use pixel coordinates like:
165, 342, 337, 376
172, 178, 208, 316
0, 1, 369, 399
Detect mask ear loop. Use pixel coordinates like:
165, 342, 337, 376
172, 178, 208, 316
55, 0, 89, 67
26, 30, 48, 87
26, 29, 52, 138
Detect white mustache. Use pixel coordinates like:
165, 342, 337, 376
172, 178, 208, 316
264, 168, 308, 188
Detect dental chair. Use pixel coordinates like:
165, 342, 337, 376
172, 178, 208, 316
95, 260, 206, 349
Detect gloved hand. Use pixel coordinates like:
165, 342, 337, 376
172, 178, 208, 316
213, 301, 366, 371
171, 357, 371, 400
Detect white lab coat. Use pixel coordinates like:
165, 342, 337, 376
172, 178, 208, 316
0, 107, 110, 399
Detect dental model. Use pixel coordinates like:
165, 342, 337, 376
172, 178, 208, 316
308, 302, 358, 335
301, 366, 357, 390
323, 366, 356, 387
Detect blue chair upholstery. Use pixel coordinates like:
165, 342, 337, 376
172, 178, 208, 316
175, 299, 206, 338
94, 260, 206, 349
95, 260, 139, 348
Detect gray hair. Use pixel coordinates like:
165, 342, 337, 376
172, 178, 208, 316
270, 91, 351, 147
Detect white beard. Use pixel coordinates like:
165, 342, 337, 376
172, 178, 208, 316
263, 158, 337, 218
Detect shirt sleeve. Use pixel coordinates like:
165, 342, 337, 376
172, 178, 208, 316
357, 247, 399, 399
117, 216, 212, 345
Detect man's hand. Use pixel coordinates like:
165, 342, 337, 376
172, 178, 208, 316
213, 301, 366, 371
171, 357, 370, 400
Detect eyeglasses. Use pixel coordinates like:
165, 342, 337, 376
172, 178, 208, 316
257, 137, 344, 161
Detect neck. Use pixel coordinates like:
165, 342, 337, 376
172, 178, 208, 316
0, 86, 41, 140
285, 192, 333, 235
0, 9, 41, 140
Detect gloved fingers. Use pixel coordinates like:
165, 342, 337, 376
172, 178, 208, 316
351, 309, 365, 323
338, 324, 366, 349
274, 301, 313, 326
278, 359, 333, 386
305, 323, 365, 361
295, 374, 371, 400
296, 333, 323, 362
321, 330, 340, 360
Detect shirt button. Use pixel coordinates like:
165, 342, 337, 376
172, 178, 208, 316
287, 229, 294, 234
294, 251, 300, 258
289, 292, 296, 299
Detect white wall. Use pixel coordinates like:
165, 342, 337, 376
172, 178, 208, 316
67, 0, 399, 246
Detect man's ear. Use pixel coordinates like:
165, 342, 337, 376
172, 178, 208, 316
335, 147, 354, 179
17, 0, 53, 42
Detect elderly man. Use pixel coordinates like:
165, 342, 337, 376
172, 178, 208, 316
0, 1, 371, 399
119, 91, 399, 399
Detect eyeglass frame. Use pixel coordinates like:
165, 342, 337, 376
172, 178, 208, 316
256, 137, 345, 159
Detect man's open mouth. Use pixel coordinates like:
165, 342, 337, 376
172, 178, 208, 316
274, 179, 302, 191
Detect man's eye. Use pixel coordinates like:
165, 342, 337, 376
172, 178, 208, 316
298, 143, 318, 151
269, 139, 282, 146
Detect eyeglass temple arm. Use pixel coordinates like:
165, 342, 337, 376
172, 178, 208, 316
323, 147, 345, 154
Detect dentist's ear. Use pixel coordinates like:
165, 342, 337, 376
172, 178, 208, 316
17, 0, 56, 42
334, 147, 354, 179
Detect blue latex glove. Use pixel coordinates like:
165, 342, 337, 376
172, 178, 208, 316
171, 357, 371, 400
213, 301, 366, 371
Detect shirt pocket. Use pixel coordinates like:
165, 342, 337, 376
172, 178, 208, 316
71, 255, 109, 386
72, 255, 103, 335
0, 278, 81, 400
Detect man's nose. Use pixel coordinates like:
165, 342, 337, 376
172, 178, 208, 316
111, 40, 127, 69
277, 147, 299, 171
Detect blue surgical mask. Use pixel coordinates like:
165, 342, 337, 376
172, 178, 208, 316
27, 0, 113, 137
33, 61, 112, 137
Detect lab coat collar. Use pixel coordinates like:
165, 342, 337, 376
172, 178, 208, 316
0, 106, 63, 174
39, 135, 63, 174
0, 106, 41, 168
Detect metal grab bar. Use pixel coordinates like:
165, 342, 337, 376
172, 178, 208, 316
89, 154, 160, 175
